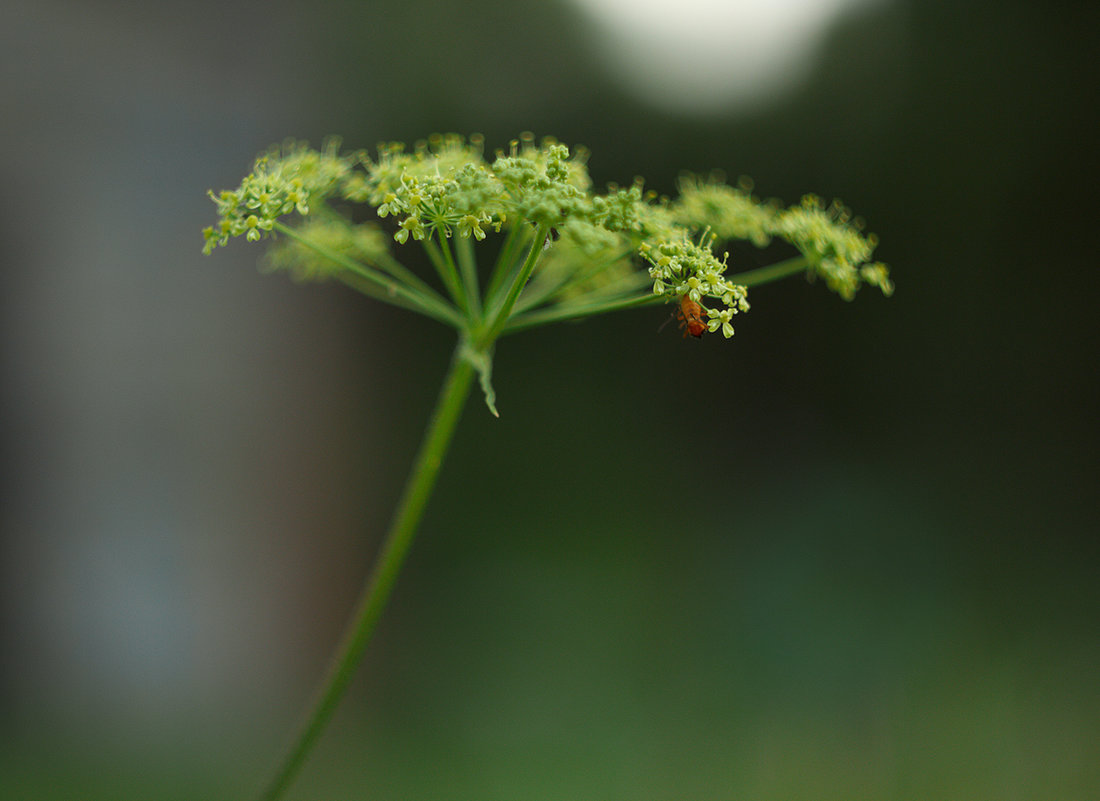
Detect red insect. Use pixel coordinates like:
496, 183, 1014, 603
677, 295, 707, 338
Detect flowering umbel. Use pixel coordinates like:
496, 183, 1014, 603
204, 133, 892, 411
205, 135, 896, 801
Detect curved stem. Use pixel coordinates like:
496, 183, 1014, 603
256, 348, 476, 801
502, 292, 659, 335
727, 255, 809, 287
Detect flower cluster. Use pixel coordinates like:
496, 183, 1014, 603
367, 135, 503, 244
366, 134, 607, 244
670, 176, 893, 300
673, 175, 776, 248
770, 195, 894, 299
202, 140, 353, 255
638, 232, 750, 338
203, 132, 891, 355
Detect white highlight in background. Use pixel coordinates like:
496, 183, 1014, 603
566, 0, 883, 113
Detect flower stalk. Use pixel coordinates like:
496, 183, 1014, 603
257, 348, 474, 801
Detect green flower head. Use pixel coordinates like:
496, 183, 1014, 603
204, 132, 891, 409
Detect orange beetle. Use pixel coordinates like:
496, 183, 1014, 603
677, 295, 707, 338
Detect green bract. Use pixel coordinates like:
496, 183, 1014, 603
204, 133, 892, 412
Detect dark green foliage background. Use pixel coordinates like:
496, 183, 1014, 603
1, 0, 1096, 798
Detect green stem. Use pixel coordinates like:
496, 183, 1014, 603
453, 234, 483, 321
256, 348, 476, 801
727, 255, 809, 287
482, 222, 526, 305
305, 209, 446, 306
374, 251, 453, 308
421, 237, 467, 313
272, 223, 462, 327
502, 291, 660, 335
479, 222, 551, 345
512, 248, 637, 314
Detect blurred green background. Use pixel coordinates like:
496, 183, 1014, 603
1, 0, 1097, 799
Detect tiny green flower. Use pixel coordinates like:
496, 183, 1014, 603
706, 306, 741, 339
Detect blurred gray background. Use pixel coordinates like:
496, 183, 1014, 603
1, 0, 1097, 799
